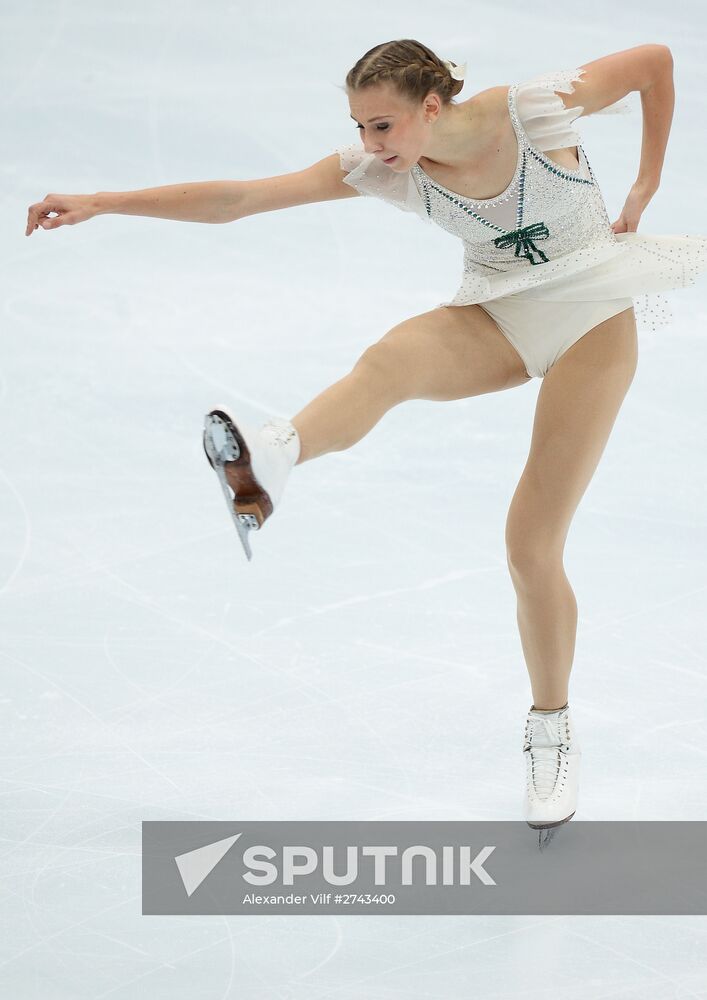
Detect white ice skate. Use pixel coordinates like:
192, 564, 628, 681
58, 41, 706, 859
523, 703, 581, 848
203, 408, 300, 561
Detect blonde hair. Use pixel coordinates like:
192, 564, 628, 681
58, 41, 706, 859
345, 39, 465, 107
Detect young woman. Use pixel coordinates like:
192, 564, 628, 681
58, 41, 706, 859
26, 40, 707, 840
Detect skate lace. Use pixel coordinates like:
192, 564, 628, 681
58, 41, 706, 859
524, 715, 571, 800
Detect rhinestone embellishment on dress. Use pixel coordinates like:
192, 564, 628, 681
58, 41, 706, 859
409, 82, 608, 273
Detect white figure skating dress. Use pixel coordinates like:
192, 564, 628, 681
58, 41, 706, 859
335, 68, 707, 378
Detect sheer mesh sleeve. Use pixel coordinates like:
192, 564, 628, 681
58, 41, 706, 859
334, 142, 430, 223
515, 67, 633, 153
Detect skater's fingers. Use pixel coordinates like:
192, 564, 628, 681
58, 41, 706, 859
26, 199, 58, 235
25, 194, 94, 236
38, 211, 74, 230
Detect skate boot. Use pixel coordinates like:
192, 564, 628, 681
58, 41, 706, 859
203, 408, 301, 561
523, 703, 581, 841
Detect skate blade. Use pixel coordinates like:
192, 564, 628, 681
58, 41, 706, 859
203, 412, 257, 562
537, 828, 557, 851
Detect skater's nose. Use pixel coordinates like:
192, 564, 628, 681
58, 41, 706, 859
362, 136, 383, 155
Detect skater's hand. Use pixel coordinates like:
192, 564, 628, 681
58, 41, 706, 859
610, 182, 654, 235
25, 193, 97, 236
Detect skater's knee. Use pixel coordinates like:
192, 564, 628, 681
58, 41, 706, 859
505, 531, 564, 586
505, 484, 569, 585
352, 338, 416, 400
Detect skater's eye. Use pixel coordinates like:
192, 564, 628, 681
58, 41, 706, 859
354, 123, 389, 131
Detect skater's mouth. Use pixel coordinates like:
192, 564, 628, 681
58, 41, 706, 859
382, 155, 397, 164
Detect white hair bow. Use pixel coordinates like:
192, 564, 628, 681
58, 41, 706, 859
442, 59, 467, 81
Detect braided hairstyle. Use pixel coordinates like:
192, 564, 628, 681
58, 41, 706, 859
345, 39, 465, 106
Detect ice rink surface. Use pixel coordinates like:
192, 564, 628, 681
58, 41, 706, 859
2, 0, 707, 996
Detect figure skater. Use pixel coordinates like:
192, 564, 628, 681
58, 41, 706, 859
25, 40, 707, 843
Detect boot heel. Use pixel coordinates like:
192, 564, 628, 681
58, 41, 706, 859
233, 502, 266, 529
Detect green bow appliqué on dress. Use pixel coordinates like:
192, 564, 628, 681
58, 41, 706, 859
494, 222, 550, 264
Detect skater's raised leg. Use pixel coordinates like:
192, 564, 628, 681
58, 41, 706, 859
290, 302, 531, 464
205, 302, 531, 556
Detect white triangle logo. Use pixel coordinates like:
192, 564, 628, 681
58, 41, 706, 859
174, 833, 243, 897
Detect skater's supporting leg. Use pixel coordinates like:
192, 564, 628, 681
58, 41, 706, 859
504, 307, 638, 710
290, 303, 531, 464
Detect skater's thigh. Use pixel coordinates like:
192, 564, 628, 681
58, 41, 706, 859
360, 303, 532, 401
506, 307, 637, 556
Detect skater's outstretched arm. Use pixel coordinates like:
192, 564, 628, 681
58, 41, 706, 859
25, 154, 358, 235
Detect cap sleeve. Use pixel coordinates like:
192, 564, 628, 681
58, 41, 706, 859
515, 67, 633, 153
335, 142, 430, 223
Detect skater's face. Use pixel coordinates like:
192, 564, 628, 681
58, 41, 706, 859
348, 83, 438, 170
